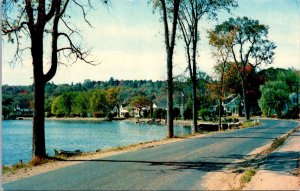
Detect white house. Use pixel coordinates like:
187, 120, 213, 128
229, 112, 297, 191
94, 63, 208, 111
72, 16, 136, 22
119, 105, 129, 117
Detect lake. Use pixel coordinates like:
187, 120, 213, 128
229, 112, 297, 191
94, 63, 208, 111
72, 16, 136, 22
2, 119, 191, 165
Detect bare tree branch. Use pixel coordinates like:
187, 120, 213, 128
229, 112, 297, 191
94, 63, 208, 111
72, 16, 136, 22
72, 0, 93, 27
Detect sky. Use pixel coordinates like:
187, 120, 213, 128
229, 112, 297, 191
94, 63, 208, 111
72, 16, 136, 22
2, 0, 300, 85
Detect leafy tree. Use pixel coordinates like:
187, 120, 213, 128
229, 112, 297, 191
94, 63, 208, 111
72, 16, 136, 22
72, 92, 90, 117
152, 0, 181, 138
106, 87, 121, 116
2, 95, 14, 118
208, 29, 236, 130
277, 69, 300, 94
257, 67, 286, 82
51, 92, 74, 117
259, 81, 289, 117
130, 95, 152, 117
213, 17, 276, 120
199, 108, 211, 121
90, 89, 108, 117
2, 0, 108, 158
45, 99, 53, 117
178, 0, 237, 133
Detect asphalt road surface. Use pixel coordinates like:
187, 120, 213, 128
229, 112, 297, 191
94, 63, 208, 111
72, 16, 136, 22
3, 119, 299, 190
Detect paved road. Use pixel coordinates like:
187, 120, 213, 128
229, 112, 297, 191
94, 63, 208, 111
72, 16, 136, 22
3, 119, 299, 190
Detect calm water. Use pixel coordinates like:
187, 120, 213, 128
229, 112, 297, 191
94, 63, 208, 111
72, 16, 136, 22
2, 120, 191, 165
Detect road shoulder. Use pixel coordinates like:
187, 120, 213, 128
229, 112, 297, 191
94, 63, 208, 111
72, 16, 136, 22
244, 129, 300, 190
201, 121, 300, 190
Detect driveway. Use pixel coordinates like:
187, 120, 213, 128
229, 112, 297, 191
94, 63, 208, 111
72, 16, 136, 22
3, 119, 299, 190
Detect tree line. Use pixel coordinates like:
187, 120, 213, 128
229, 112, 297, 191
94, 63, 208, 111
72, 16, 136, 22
3, 67, 299, 120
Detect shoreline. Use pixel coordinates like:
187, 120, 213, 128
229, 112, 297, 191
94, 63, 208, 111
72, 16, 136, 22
2, 137, 191, 183
18, 117, 194, 126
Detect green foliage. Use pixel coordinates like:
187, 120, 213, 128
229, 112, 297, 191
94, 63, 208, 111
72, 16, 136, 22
259, 81, 290, 117
214, 17, 276, 66
240, 120, 259, 128
199, 108, 211, 121
130, 95, 151, 109
72, 92, 90, 117
2, 95, 14, 118
51, 92, 75, 117
277, 69, 300, 93
214, 17, 276, 120
106, 87, 120, 109
90, 89, 108, 117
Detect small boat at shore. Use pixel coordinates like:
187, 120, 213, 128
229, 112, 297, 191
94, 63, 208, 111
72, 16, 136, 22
54, 149, 82, 156
136, 118, 161, 124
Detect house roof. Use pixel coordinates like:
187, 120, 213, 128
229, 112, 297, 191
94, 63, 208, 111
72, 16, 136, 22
223, 94, 240, 107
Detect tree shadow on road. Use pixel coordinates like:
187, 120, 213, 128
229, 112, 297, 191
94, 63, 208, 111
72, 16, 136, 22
259, 151, 299, 175
52, 156, 249, 173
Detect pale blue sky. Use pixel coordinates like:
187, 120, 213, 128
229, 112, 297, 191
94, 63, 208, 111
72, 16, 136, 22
2, 0, 300, 85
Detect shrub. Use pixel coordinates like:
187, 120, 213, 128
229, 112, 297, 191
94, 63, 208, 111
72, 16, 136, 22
199, 108, 211, 121
282, 107, 299, 119
153, 108, 166, 119
183, 108, 192, 120
30, 156, 49, 166
92, 111, 104, 118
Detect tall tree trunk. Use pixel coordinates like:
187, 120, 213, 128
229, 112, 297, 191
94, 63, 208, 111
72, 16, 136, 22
218, 98, 222, 131
32, 79, 46, 158
31, 32, 47, 158
241, 76, 250, 120
191, 76, 197, 133
219, 64, 225, 131
167, 52, 174, 138
160, 0, 180, 138
191, 16, 199, 134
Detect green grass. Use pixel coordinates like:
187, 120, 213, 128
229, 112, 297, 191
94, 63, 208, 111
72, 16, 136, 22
240, 168, 256, 184
269, 137, 286, 152
2, 161, 29, 175
240, 120, 260, 128
2, 156, 55, 175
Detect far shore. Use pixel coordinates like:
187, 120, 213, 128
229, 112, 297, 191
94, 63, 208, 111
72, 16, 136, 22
18, 117, 194, 126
